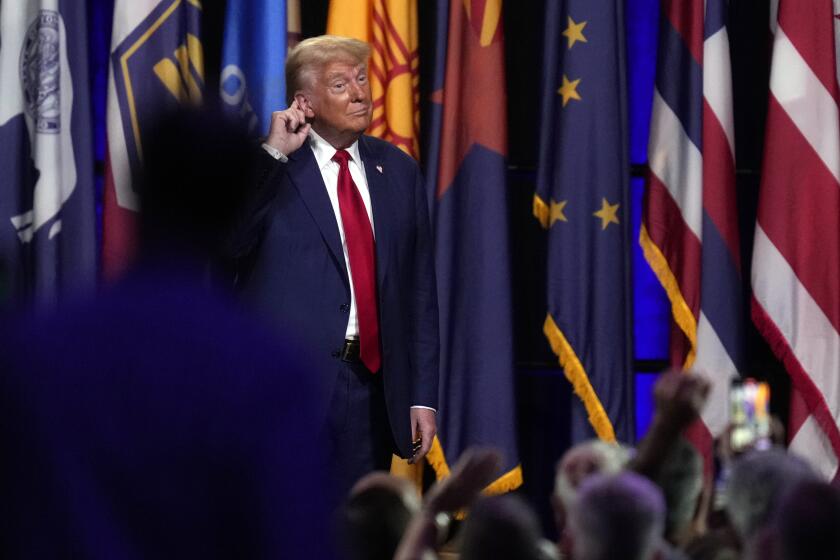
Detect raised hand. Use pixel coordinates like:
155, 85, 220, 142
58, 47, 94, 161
264, 99, 311, 156
424, 447, 501, 514
654, 369, 711, 429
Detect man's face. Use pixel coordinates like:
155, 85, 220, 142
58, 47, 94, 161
305, 60, 372, 145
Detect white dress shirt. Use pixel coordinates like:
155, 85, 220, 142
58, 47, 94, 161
307, 129, 373, 340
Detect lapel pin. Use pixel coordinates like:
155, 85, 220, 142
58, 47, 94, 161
376, 165, 383, 174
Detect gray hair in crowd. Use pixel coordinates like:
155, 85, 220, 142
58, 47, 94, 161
554, 439, 632, 511
568, 471, 665, 560
725, 447, 818, 541
285, 35, 370, 103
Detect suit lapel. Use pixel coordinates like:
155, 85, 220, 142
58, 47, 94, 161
286, 146, 349, 286
359, 136, 391, 286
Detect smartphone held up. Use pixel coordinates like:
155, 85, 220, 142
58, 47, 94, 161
729, 378, 771, 452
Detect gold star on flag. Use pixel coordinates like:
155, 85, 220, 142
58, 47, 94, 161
550, 199, 568, 226
563, 16, 588, 49
557, 75, 582, 107
593, 198, 620, 230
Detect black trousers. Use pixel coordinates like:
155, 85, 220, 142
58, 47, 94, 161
326, 360, 397, 501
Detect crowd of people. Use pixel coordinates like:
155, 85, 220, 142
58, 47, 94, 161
340, 370, 840, 560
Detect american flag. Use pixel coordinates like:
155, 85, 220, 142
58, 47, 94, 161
641, 0, 743, 464
752, 0, 840, 481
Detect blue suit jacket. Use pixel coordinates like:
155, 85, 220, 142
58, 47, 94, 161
230, 135, 439, 458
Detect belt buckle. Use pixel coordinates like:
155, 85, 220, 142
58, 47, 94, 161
341, 338, 360, 363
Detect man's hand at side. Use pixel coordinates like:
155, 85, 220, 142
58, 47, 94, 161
264, 100, 311, 156
408, 407, 436, 464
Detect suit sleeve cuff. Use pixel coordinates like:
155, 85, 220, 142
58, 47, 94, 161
261, 142, 289, 163
411, 405, 437, 413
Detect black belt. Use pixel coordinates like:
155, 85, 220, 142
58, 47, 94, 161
340, 338, 361, 363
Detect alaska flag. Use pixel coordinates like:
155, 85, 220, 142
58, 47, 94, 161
221, 0, 287, 135
0, 1, 96, 307
534, 0, 634, 443
425, 0, 522, 493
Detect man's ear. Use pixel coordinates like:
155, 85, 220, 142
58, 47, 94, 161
294, 92, 315, 118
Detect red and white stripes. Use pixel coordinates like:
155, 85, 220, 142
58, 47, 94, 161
642, 0, 742, 462
696, 1, 740, 440
752, 0, 840, 480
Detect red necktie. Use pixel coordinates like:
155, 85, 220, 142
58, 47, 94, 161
333, 149, 381, 373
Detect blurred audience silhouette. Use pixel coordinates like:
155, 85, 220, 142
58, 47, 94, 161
0, 106, 333, 558
567, 471, 666, 560
460, 494, 556, 560
774, 479, 840, 560
342, 472, 422, 560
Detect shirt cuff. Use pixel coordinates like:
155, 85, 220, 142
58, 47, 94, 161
411, 405, 437, 413
261, 142, 288, 163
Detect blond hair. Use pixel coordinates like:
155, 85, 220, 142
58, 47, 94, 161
285, 35, 370, 103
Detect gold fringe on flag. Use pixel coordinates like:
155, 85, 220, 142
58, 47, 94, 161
426, 435, 523, 495
543, 313, 617, 442
638, 224, 697, 370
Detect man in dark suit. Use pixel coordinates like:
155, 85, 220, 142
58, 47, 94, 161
227, 36, 439, 494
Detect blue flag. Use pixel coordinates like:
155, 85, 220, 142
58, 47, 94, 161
220, 0, 287, 136
424, 0, 521, 493
534, 0, 634, 443
0, 1, 96, 307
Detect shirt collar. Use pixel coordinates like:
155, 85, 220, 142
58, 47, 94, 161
308, 129, 362, 170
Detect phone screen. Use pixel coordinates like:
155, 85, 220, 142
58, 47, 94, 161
729, 378, 771, 452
